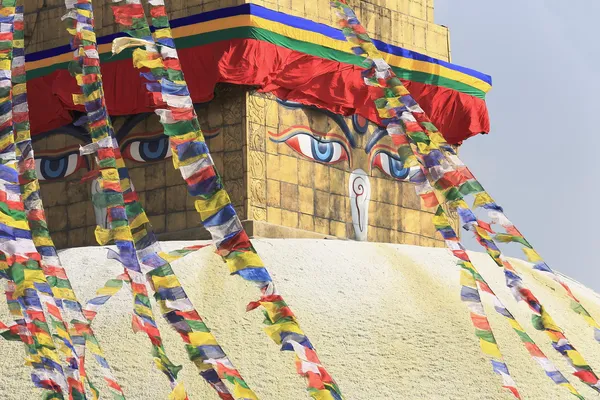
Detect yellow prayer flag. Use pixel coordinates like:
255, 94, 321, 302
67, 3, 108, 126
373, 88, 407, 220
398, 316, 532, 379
132, 49, 164, 69
225, 252, 264, 274
459, 270, 476, 287
195, 190, 231, 220
52, 287, 77, 301
23, 269, 46, 284
100, 168, 120, 182
565, 350, 587, 367
0, 7, 15, 16
81, 30, 96, 43
72, 94, 86, 105
432, 214, 449, 227
522, 247, 543, 263
168, 382, 187, 400
479, 339, 502, 359
233, 384, 259, 400
151, 275, 180, 290
154, 28, 173, 39
540, 310, 562, 332
473, 192, 494, 209
78, 9, 92, 18
188, 331, 218, 347
13, 83, 26, 96
130, 212, 150, 230
263, 321, 304, 344
310, 390, 337, 400
14, 130, 32, 143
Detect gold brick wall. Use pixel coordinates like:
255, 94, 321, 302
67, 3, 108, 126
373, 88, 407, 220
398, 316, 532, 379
35, 85, 246, 248
245, 92, 446, 247
27, 0, 455, 248
250, 0, 449, 59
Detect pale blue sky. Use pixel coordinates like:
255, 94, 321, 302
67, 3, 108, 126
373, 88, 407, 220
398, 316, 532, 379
435, 1, 600, 290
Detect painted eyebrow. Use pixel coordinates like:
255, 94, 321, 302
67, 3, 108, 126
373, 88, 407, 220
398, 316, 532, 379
365, 128, 389, 154
276, 98, 357, 148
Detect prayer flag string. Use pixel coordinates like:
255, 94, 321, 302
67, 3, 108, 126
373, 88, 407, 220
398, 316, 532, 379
330, 1, 589, 398
61, 1, 189, 398
0, 3, 86, 398
9, 4, 126, 398
107, 1, 343, 398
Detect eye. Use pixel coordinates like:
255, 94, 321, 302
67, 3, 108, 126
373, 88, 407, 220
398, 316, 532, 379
352, 114, 369, 134
123, 136, 172, 163
35, 152, 86, 181
372, 151, 411, 180
284, 133, 348, 164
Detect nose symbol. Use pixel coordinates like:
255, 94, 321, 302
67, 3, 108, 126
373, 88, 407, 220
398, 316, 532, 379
349, 169, 371, 241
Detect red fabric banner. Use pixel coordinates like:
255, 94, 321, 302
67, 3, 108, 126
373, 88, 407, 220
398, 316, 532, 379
28, 38, 489, 144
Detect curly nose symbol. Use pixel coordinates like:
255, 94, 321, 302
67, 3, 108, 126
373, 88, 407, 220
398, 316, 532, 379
349, 169, 371, 241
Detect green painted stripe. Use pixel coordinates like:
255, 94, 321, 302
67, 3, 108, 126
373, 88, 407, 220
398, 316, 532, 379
26, 26, 486, 99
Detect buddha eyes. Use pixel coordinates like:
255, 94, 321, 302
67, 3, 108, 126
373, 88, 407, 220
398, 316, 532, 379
371, 150, 426, 183
270, 128, 350, 165
35, 152, 87, 181
122, 136, 172, 163
287, 134, 348, 164
372, 151, 410, 180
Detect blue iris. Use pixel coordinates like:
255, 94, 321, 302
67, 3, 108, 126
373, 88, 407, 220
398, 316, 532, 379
140, 137, 168, 161
41, 158, 68, 180
311, 140, 335, 163
388, 155, 410, 180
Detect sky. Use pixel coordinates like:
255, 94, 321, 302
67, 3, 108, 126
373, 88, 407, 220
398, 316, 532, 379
435, 1, 600, 290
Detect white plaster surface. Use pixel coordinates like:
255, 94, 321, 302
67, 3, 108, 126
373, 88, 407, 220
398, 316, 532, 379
0, 239, 599, 399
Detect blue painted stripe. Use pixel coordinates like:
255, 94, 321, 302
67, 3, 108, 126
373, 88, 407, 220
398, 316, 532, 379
24, 4, 491, 85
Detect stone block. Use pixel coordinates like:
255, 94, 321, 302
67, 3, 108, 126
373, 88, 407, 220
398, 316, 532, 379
186, 211, 201, 229
299, 213, 314, 231
314, 190, 330, 219
400, 208, 421, 235
165, 160, 182, 187
314, 163, 329, 192
266, 179, 281, 207
52, 231, 68, 250
329, 194, 346, 222
248, 123, 266, 152
68, 227, 87, 248
166, 212, 187, 233
145, 161, 166, 191
329, 220, 346, 238
47, 206, 67, 232
66, 180, 89, 204
298, 159, 314, 188
281, 210, 298, 229
298, 186, 314, 215
67, 201, 88, 229
420, 210, 437, 238
266, 153, 280, 180
223, 125, 244, 152
267, 207, 282, 225
329, 167, 345, 196
166, 184, 188, 213
223, 151, 244, 180
248, 150, 266, 180
401, 182, 421, 210
128, 166, 146, 192
40, 181, 67, 207
314, 217, 329, 235
148, 214, 166, 234
280, 182, 299, 211
277, 155, 298, 184
146, 188, 166, 215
